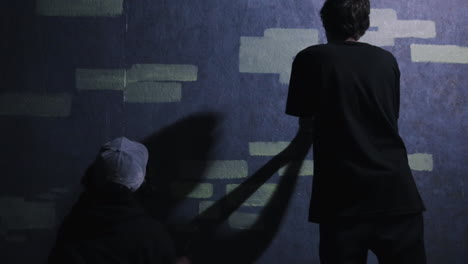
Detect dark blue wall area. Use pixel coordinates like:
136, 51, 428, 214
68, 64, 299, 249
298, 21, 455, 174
1, 0, 467, 263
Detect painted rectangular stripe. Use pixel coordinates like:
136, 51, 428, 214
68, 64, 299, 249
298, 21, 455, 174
277, 155, 430, 174
76, 69, 125, 91
0, 197, 55, 230
411, 44, 468, 64
36, 0, 124, 17
6, 235, 27, 243
198, 201, 219, 218
228, 212, 260, 230
278, 160, 314, 176
226, 183, 277, 206
249, 141, 290, 156
181, 160, 248, 179
0, 93, 72, 117
127, 64, 198, 82
251, 140, 432, 172
171, 183, 213, 199
239, 28, 319, 84
124, 82, 182, 103
408, 153, 433, 171
37, 188, 69, 200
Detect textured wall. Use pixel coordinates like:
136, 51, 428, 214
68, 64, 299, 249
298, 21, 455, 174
0, 0, 467, 263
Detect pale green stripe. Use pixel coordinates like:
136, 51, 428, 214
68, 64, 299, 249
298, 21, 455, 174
36, 0, 124, 17
278, 160, 314, 176
411, 44, 468, 64
0, 93, 72, 117
0, 197, 55, 230
37, 188, 69, 200
181, 160, 248, 179
228, 212, 260, 230
5, 235, 27, 243
239, 28, 319, 84
198, 201, 219, 218
127, 64, 198, 82
171, 183, 213, 199
76, 69, 125, 91
408, 153, 433, 171
249, 141, 290, 156
360, 9, 436, 46
226, 183, 277, 206
124, 82, 182, 103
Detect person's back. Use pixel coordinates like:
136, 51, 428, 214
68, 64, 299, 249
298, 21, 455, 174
49, 182, 176, 264
285, 0, 426, 263
288, 41, 424, 221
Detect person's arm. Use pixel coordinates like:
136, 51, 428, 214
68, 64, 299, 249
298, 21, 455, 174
286, 50, 317, 139
286, 51, 317, 117
299, 117, 314, 134
393, 56, 401, 120
286, 50, 318, 117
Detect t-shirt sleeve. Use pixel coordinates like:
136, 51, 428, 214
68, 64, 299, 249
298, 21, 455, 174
285, 51, 317, 117
393, 56, 401, 120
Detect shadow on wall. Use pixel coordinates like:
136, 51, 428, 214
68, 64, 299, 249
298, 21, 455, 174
136, 112, 312, 263
188, 130, 312, 263
136, 112, 222, 223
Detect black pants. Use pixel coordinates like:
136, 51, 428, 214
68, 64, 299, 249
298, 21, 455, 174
319, 213, 426, 264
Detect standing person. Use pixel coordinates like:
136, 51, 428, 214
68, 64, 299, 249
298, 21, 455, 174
286, 0, 426, 263
49, 137, 190, 264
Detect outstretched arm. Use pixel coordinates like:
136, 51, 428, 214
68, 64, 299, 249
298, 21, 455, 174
299, 117, 314, 136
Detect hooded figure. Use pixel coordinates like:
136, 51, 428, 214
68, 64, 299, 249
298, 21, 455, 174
48, 137, 177, 264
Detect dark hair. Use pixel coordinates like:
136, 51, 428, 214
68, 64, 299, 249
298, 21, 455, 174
320, 0, 370, 40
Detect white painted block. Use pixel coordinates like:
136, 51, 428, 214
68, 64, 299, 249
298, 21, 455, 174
228, 212, 260, 230
278, 160, 314, 176
76, 69, 125, 91
198, 201, 219, 218
181, 160, 248, 179
171, 183, 213, 199
0, 93, 72, 117
239, 28, 319, 84
411, 44, 468, 64
124, 82, 182, 103
226, 183, 277, 206
36, 0, 124, 17
249, 141, 291, 156
0, 197, 55, 230
360, 9, 436, 46
127, 64, 198, 82
408, 153, 434, 171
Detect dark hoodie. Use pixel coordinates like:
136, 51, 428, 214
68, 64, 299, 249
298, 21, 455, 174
48, 183, 176, 264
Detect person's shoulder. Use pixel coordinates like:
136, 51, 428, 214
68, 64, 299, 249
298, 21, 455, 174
296, 44, 329, 57
359, 42, 398, 62
294, 44, 329, 65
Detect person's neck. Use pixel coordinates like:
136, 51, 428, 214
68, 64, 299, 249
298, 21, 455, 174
326, 34, 358, 43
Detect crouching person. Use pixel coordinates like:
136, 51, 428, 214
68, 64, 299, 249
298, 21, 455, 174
49, 137, 190, 264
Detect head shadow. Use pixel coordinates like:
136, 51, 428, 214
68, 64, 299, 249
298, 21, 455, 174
135, 112, 222, 223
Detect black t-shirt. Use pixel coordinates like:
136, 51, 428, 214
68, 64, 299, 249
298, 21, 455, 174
286, 41, 425, 223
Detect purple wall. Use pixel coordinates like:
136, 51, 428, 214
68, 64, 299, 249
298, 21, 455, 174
1, 0, 467, 263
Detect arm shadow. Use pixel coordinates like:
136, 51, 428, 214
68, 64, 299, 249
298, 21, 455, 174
185, 129, 313, 263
